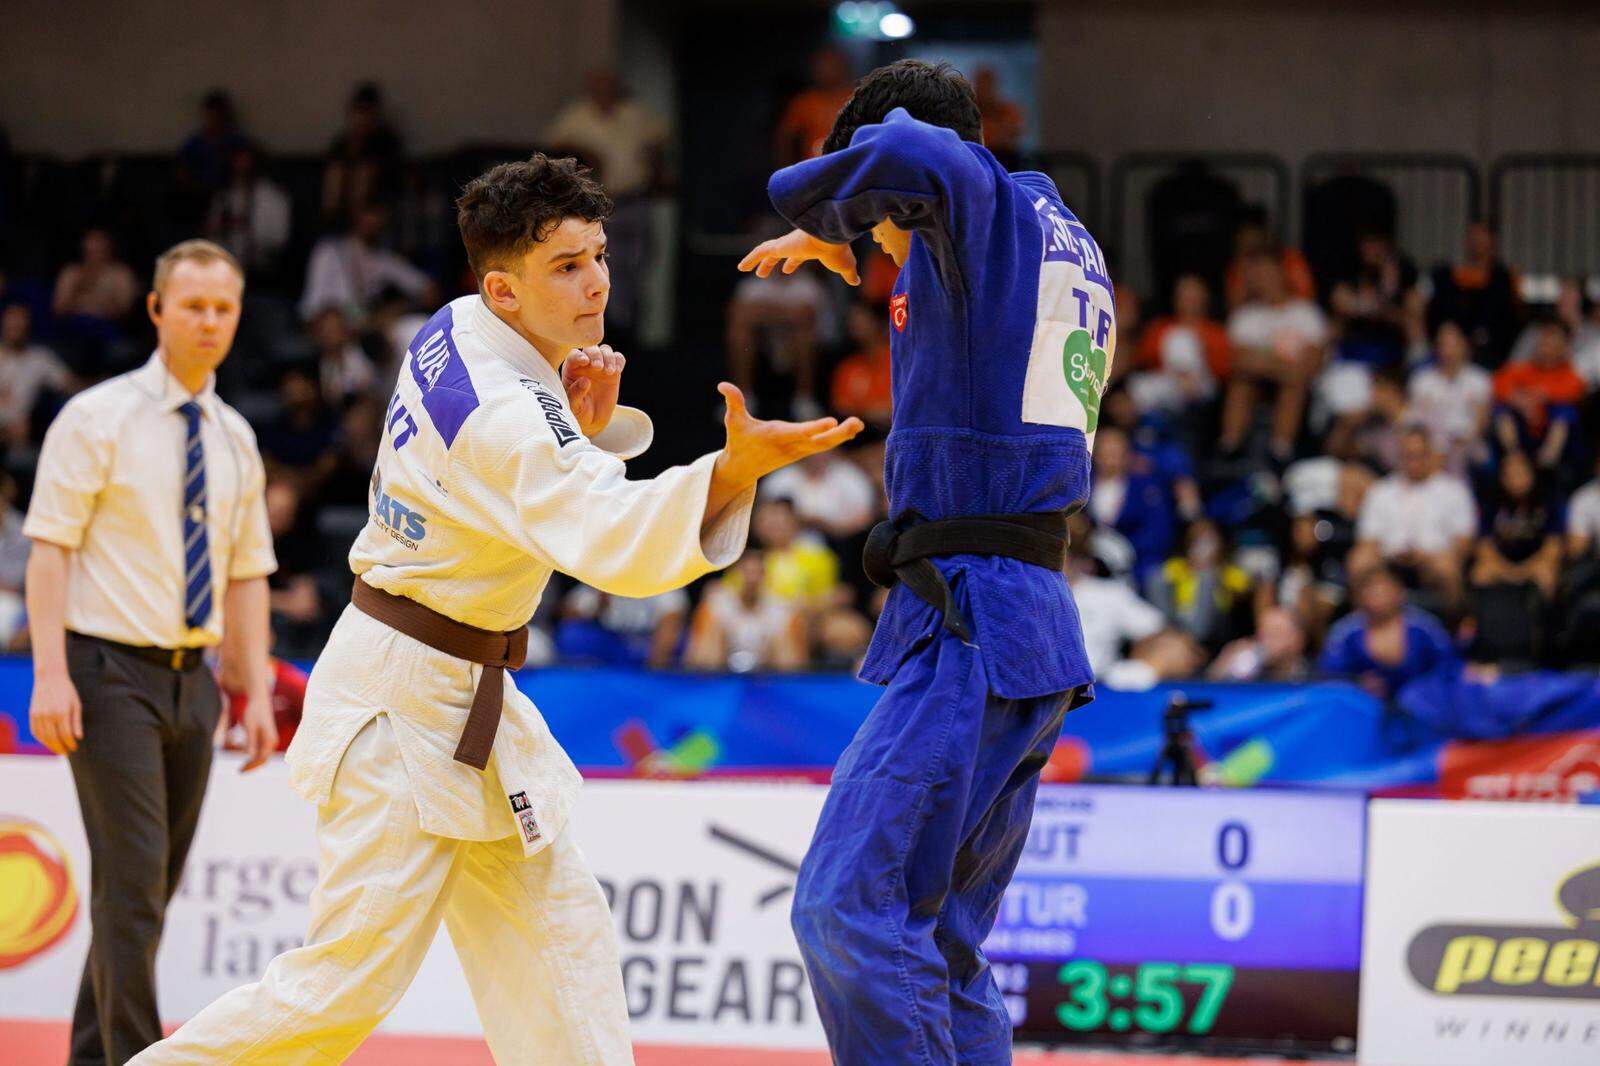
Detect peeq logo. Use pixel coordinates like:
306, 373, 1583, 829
1408, 863, 1600, 999
0, 818, 79, 969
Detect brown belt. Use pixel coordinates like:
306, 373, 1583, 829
350, 578, 528, 770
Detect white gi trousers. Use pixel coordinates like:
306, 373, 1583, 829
130, 715, 634, 1065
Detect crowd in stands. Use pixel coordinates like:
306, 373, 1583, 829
2, 51, 1598, 699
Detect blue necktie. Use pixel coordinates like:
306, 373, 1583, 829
180, 401, 213, 631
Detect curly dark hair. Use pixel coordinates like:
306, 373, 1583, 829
821, 59, 982, 155
455, 153, 613, 280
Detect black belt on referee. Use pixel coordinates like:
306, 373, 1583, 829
76, 633, 207, 671
861, 511, 1070, 643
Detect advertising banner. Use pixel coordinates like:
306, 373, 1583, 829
1360, 800, 1600, 1065
2, 755, 1364, 1053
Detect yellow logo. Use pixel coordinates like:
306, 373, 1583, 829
1409, 863, 1600, 999
0, 818, 79, 969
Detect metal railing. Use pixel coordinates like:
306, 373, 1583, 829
1302, 152, 1480, 272
1490, 153, 1600, 279
1109, 151, 1292, 299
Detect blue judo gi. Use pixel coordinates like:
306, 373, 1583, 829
767, 109, 1117, 1063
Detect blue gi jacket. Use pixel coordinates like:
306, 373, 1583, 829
768, 108, 1116, 699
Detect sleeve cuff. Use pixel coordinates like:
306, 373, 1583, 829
700, 481, 757, 570
589, 406, 653, 461
22, 517, 83, 550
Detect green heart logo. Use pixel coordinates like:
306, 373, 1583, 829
1062, 329, 1109, 433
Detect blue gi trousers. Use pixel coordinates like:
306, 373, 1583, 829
792, 622, 1078, 1065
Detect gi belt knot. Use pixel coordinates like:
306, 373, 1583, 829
861, 511, 1073, 644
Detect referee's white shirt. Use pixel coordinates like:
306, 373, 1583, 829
23, 352, 277, 650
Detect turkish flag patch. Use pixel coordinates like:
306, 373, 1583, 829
890, 292, 908, 332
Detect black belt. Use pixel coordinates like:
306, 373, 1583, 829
74, 633, 207, 671
862, 512, 1070, 642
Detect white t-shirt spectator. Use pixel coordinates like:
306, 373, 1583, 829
1227, 299, 1329, 355
1356, 472, 1477, 556
1068, 573, 1166, 677
544, 98, 668, 199
0, 343, 69, 434
1408, 363, 1491, 448
300, 236, 432, 321
696, 584, 797, 672
208, 178, 291, 271
1567, 479, 1600, 551
762, 457, 877, 535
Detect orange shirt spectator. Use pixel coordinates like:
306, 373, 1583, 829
1493, 356, 1585, 437
776, 87, 853, 161
1138, 274, 1231, 378
832, 339, 892, 424
973, 68, 1023, 157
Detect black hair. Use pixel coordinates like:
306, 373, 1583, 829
351, 82, 384, 109
455, 154, 613, 280
821, 59, 982, 155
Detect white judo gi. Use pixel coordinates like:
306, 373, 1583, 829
133, 295, 755, 1065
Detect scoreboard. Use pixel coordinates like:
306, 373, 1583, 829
988, 784, 1365, 1052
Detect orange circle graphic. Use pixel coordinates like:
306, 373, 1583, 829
0, 818, 79, 969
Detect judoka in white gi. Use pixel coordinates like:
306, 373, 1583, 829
134, 155, 862, 1065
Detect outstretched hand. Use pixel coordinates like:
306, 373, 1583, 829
703, 384, 864, 529
562, 345, 625, 436
738, 228, 860, 286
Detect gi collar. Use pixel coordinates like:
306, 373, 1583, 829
466, 296, 567, 389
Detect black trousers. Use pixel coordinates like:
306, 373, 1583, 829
63, 633, 221, 1066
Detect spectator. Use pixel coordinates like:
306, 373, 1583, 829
1208, 606, 1310, 682
1328, 229, 1419, 369
1348, 426, 1476, 609
685, 551, 807, 671
308, 306, 377, 407
773, 46, 855, 165
1065, 542, 1167, 678
0, 471, 30, 648
1223, 206, 1316, 310
812, 603, 873, 672
1088, 424, 1175, 580
830, 301, 893, 427
300, 200, 436, 324
1471, 449, 1562, 601
1221, 249, 1329, 462
1566, 454, 1600, 560
555, 584, 689, 669
1408, 319, 1491, 472
264, 478, 325, 648
1492, 319, 1585, 471
1428, 219, 1520, 368
544, 70, 669, 341
1509, 277, 1591, 363
321, 81, 404, 225
1100, 628, 1208, 691
1129, 273, 1228, 416
749, 495, 839, 606
1325, 366, 1408, 472
762, 451, 877, 540
256, 364, 341, 494
0, 303, 70, 446
1145, 518, 1253, 649
1100, 388, 1203, 520
176, 90, 244, 212
51, 227, 139, 324
205, 141, 291, 276
1320, 564, 1459, 700
972, 67, 1023, 166
726, 242, 828, 418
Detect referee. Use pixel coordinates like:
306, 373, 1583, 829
24, 239, 278, 1065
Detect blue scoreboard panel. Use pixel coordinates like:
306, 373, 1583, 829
988, 784, 1365, 1052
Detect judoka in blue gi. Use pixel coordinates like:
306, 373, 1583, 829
740, 60, 1116, 1064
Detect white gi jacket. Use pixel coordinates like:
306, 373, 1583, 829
286, 295, 754, 854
